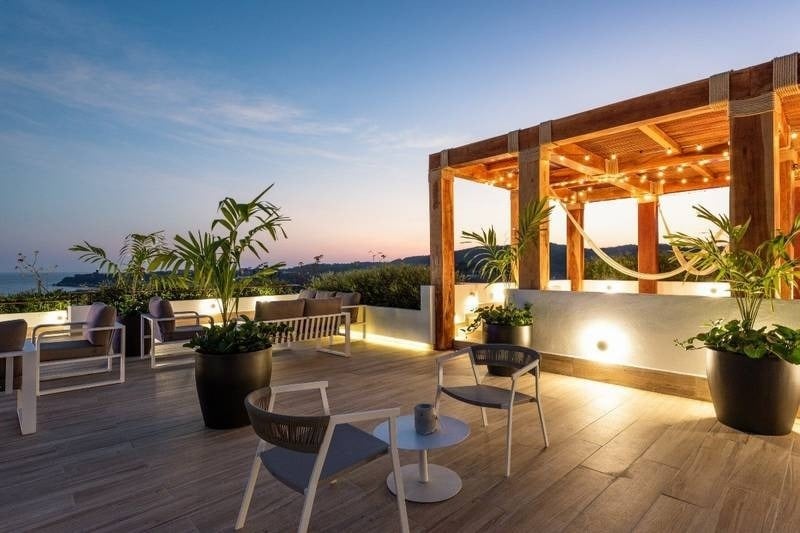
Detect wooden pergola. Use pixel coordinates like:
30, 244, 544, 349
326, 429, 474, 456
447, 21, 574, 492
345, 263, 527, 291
429, 53, 800, 350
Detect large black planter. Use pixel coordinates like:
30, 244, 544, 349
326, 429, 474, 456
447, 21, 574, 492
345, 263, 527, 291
706, 349, 800, 435
482, 324, 533, 377
113, 313, 150, 358
195, 348, 273, 429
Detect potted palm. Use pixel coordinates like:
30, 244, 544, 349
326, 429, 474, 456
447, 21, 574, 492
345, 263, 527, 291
462, 198, 552, 375
668, 206, 800, 435
70, 232, 167, 357
154, 185, 289, 429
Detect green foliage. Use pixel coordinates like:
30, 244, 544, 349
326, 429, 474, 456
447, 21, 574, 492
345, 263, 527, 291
184, 317, 292, 355
309, 264, 429, 309
153, 185, 288, 324
464, 302, 533, 333
668, 206, 800, 363
461, 199, 553, 285
0, 289, 84, 313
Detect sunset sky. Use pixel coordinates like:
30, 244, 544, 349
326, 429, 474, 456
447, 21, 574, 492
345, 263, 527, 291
2, 0, 799, 271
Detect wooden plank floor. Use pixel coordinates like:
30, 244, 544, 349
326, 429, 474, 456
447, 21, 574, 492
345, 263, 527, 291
0, 341, 797, 532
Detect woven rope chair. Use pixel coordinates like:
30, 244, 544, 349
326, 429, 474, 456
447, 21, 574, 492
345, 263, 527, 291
434, 344, 549, 477
235, 382, 409, 533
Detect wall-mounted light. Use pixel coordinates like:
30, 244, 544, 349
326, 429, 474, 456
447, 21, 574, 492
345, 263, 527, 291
464, 292, 479, 314
579, 321, 631, 364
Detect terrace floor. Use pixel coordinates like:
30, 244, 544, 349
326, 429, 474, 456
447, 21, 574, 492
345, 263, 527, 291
0, 342, 798, 532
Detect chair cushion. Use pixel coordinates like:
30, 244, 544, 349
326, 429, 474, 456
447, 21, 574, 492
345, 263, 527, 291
40, 339, 109, 362
298, 288, 316, 299
260, 423, 388, 493
162, 325, 204, 342
254, 299, 305, 321
84, 303, 116, 347
149, 297, 176, 338
314, 290, 336, 299
337, 292, 362, 322
441, 385, 536, 410
0, 319, 26, 390
303, 298, 342, 317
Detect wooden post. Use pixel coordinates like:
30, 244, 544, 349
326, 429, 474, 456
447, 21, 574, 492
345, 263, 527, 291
794, 182, 800, 299
729, 93, 781, 252
518, 147, 550, 289
429, 167, 455, 350
566, 203, 584, 291
510, 188, 519, 246
779, 157, 795, 299
637, 198, 659, 294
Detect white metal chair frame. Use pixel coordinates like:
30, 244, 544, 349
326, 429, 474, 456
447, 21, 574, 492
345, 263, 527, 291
261, 312, 352, 357
235, 381, 409, 533
140, 311, 214, 369
31, 321, 125, 396
434, 346, 550, 477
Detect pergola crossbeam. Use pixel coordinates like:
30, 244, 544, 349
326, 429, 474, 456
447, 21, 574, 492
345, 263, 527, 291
638, 124, 682, 154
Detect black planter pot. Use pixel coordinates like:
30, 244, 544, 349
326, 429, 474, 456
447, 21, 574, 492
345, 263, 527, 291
113, 313, 151, 358
195, 348, 273, 429
482, 324, 533, 377
706, 349, 800, 435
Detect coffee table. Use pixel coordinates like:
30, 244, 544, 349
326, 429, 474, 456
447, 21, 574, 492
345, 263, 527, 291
373, 414, 469, 503
1, 340, 37, 434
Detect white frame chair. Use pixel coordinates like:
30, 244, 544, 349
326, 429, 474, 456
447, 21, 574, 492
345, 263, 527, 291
434, 344, 549, 477
261, 312, 352, 357
342, 304, 367, 340
31, 321, 125, 395
140, 311, 214, 368
235, 381, 409, 533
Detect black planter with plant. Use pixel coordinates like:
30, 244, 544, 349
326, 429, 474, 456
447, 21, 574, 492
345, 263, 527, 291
669, 206, 800, 435
465, 303, 534, 376
154, 185, 289, 429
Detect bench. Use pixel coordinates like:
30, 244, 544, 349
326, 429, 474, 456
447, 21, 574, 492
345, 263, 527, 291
254, 298, 352, 357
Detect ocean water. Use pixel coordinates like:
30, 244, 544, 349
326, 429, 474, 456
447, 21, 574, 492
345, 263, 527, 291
0, 272, 86, 296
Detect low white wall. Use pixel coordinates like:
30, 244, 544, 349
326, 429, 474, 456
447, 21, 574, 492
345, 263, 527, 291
0, 310, 69, 332
547, 279, 731, 297
364, 286, 434, 345
509, 290, 800, 377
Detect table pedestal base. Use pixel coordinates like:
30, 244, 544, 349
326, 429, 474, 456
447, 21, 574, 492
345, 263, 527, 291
386, 464, 462, 503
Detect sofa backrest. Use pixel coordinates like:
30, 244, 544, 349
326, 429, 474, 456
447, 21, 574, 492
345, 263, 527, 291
303, 297, 342, 317
0, 319, 27, 352
255, 299, 306, 321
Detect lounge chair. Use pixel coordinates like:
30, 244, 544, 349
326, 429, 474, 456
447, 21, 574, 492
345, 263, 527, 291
141, 296, 214, 368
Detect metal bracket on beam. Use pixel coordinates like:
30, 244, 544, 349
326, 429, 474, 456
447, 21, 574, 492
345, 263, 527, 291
539, 121, 552, 146
774, 53, 800, 97
709, 71, 731, 110
440, 149, 449, 168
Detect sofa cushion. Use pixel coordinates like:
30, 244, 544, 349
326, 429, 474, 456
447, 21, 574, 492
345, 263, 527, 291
303, 297, 342, 317
0, 319, 27, 390
255, 299, 306, 321
40, 339, 109, 362
298, 288, 316, 299
336, 293, 362, 322
149, 297, 176, 337
314, 290, 336, 299
84, 303, 116, 348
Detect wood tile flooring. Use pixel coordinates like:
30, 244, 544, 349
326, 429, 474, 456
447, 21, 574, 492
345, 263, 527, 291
0, 342, 797, 532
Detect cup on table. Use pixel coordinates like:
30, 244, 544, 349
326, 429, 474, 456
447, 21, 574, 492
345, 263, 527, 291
414, 403, 439, 435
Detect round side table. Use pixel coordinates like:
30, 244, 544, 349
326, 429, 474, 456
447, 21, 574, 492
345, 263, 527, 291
373, 414, 469, 503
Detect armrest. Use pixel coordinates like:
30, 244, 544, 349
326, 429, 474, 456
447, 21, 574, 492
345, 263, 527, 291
35, 322, 123, 346
269, 381, 328, 394
436, 347, 474, 387
330, 407, 401, 425
511, 358, 540, 381
31, 321, 86, 341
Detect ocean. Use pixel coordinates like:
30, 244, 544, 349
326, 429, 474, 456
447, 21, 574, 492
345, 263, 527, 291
0, 272, 87, 296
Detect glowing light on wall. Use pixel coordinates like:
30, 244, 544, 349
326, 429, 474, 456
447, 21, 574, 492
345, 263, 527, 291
489, 284, 507, 303
464, 292, 479, 314
579, 321, 631, 364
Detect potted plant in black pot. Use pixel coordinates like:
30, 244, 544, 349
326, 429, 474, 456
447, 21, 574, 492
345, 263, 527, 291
70, 232, 167, 357
154, 185, 289, 429
462, 198, 552, 375
667, 206, 800, 435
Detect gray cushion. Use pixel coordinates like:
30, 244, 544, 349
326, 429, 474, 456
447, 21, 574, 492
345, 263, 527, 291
298, 288, 316, 299
303, 298, 342, 317
441, 385, 536, 410
337, 292, 362, 322
314, 290, 336, 299
149, 297, 176, 337
0, 319, 27, 390
260, 423, 388, 493
40, 339, 109, 362
162, 325, 204, 342
255, 299, 305, 321
84, 303, 116, 347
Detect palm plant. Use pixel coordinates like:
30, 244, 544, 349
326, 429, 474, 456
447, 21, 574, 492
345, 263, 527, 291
153, 185, 288, 325
667, 205, 800, 362
461, 198, 553, 285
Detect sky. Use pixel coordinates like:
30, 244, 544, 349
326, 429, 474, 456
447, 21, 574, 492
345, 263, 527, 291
1, 0, 799, 272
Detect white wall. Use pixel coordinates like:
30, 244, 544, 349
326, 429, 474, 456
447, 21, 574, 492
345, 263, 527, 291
364, 286, 434, 345
547, 279, 731, 296
509, 289, 800, 377
0, 310, 69, 333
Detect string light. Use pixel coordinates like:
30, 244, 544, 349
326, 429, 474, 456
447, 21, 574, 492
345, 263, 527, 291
723, 150, 729, 158
666, 148, 673, 155
725, 174, 731, 181
680, 177, 688, 184
696, 144, 703, 152
677, 166, 684, 173
659, 178, 666, 185
587, 186, 594, 192
792, 132, 798, 140
559, 155, 566, 162
702, 177, 709, 183
610, 153, 617, 160
657, 170, 665, 178
583, 154, 591, 161
639, 175, 647, 183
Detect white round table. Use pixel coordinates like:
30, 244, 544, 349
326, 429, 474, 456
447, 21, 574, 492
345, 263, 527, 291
373, 414, 469, 503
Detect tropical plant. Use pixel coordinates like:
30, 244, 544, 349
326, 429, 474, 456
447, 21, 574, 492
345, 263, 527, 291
153, 185, 288, 325
464, 302, 533, 334
461, 198, 553, 286
668, 206, 800, 363
184, 316, 291, 355
70, 232, 168, 315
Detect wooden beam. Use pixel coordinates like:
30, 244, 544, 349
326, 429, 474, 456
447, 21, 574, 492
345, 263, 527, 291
566, 203, 584, 292
688, 163, 715, 181
638, 199, 659, 294
617, 143, 729, 174
518, 148, 550, 289
551, 154, 604, 176
429, 168, 455, 350
638, 124, 682, 154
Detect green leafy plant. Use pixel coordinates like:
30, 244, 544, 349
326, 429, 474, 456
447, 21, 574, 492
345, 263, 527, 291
310, 264, 430, 309
461, 198, 553, 285
464, 302, 533, 334
668, 206, 800, 364
184, 316, 291, 355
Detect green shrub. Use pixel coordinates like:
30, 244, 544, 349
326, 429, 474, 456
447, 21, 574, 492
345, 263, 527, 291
0, 290, 89, 313
309, 264, 429, 309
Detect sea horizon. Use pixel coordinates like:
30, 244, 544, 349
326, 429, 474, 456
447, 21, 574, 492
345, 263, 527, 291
0, 271, 91, 296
